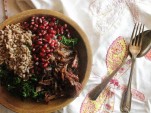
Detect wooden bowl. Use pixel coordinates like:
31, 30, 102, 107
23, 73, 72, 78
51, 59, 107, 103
0, 9, 92, 113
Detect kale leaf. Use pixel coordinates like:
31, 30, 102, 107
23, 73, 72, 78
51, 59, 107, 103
60, 36, 78, 46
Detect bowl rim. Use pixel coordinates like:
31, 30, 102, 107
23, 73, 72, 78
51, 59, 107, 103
0, 9, 92, 113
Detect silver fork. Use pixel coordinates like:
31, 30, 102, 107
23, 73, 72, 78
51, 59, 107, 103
120, 23, 144, 113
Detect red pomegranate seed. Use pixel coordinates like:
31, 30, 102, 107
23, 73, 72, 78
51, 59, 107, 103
47, 54, 51, 57
41, 16, 45, 19
67, 33, 71, 38
40, 52, 45, 57
35, 24, 38, 28
45, 35, 51, 42
38, 33, 42, 36
50, 49, 53, 52
45, 26, 49, 30
54, 43, 58, 47
37, 41, 43, 45
35, 62, 39, 66
64, 24, 67, 28
50, 42, 55, 47
31, 22, 35, 24
52, 17, 56, 21
43, 44, 48, 49
32, 48, 35, 52
33, 27, 37, 31
49, 22, 55, 26
46, 49, 51, 53
41, 48, 46, 53
30, 25, 33, 29
43, 63, 48, 68
51, 30, 56, 34
57, 36, 62, 40
53, 25, 57, 29
32, 16, 35, 19
43, 21, 48, 26
35, 57, 39, 61
39, 18, 43, 23
41, 58, 46, 62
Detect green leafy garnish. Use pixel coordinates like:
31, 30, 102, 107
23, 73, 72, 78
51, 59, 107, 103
60, 36, 78, 46
0, 65, 38, 99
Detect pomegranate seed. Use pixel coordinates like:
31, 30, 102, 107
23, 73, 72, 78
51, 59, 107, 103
33, 27, 37, 31
35, 17, 39, 20
49, 22, 55, 26
51, 40, 55, 43
54, 43, 58, 47
52, 17, 56, 21
45, 35, 51, 41
43, 63, 48, 68
37, 41, 43, 45
45, 26, 49, 30
43, 21, 48, 26
30, 25, 33, 29
53, 25, 57, 29
57, 36, 62, 40
48, 53, 51, 57
35, 24, 38, 28
67, 33, 71, 38
46, 49, 51, 53
42, 30, 47, 35
41, 58, 45, 62
50, 49, 53, 52
66, 29, 69, 32
41, 48, 46, 53
32, 16, 35, 19
51, 34, 55, 38
32, 48, 35, 52
41, 16, 45, 19
31, 22, 35, 24
64, 24, 67, 28
51, 42, 54, 47
50, 29, 56, 34
38, 33, 42, 36
40, 52, 45, 57
43, 44, 48, 49
35, 57, 39, 61
39, 18, 43, 23
35, 62, 39, 65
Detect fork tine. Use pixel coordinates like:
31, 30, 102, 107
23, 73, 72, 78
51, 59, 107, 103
138, 24, 144, 46
130, 23, 137, 44
136, 23, 142, 46
133, 23, 140, 45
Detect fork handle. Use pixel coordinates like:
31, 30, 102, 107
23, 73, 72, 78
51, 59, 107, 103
120, 84, 132, 113
120, 58, 135, 113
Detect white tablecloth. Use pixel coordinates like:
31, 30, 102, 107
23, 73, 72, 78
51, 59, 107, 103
1, 0, 151, 113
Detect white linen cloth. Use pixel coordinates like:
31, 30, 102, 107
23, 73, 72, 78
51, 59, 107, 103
0, 0, 151, 113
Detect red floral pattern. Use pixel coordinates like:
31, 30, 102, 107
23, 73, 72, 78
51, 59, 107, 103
145, 49, 151, 61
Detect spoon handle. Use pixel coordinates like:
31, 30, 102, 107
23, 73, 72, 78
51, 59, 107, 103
89, 58, 127, 100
